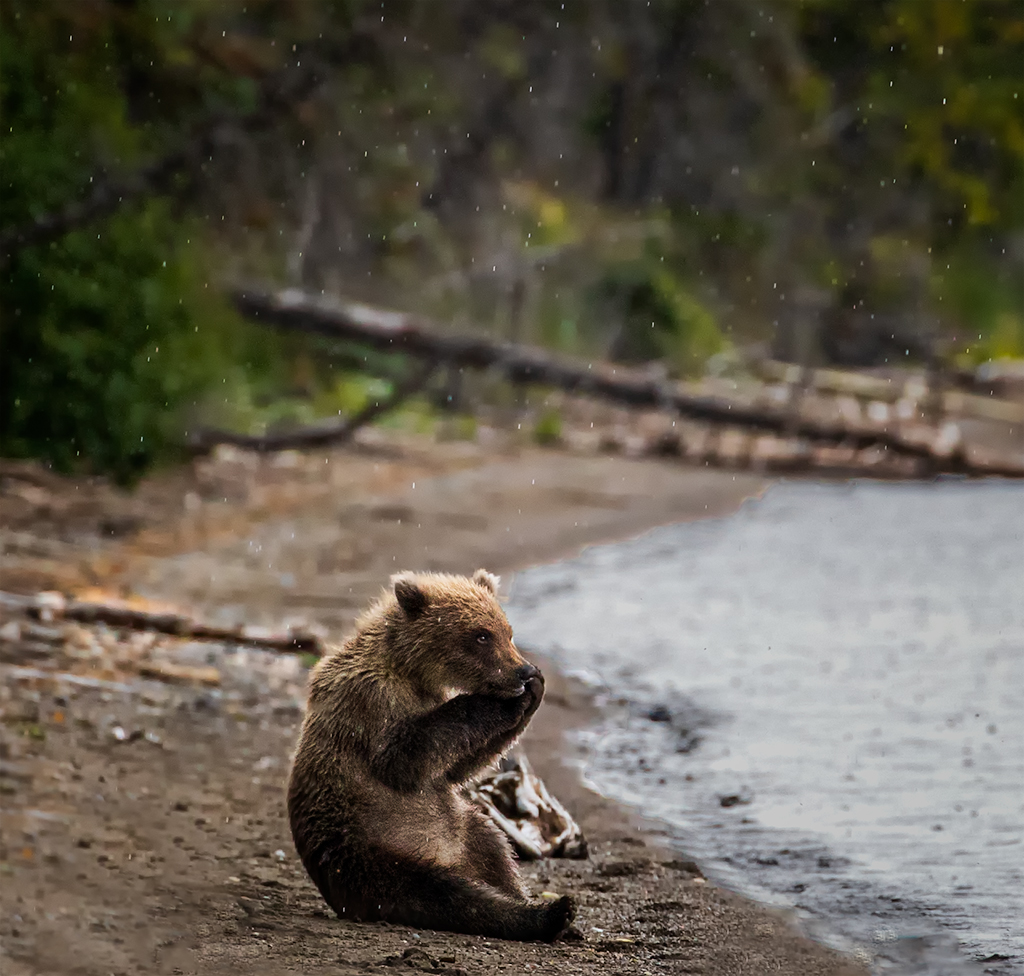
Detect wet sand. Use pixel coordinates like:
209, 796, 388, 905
1, 435, 868, 975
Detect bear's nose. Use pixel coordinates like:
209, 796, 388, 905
516, 664, 540, 682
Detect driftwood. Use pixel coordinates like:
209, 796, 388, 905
755, 359, 1024, 426
3, 664, 139, 695
469, 752, 588, 860
187, 358, 438, 454
0, 590, 324, 655
231, 287, 1024, 478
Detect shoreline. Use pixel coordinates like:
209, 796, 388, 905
510, 478, 1023, 976
1, 438, 869, 975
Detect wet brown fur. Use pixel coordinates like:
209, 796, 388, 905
287, 569, 576, 941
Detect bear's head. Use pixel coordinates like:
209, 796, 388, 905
385, 569, 535, 700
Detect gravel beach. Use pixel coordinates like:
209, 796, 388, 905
1, 434, 868, 975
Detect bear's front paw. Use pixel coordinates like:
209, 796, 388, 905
520, 673, 544, 720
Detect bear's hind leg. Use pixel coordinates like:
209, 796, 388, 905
460, 812, 527, 898
324, 853, 573, 942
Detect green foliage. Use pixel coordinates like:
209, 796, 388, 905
594, 260, 727, 375
867, 0, 1024, 231
2, 207, 243, 481
0, 0, 248, 480
317, 374, 395, 418
795, 0, 1024, 340
933, 250, 1024, 364
532, 407, 563, 446
3, 0, 1022, 486
378, 396, 439, 436
436, 413, 479, 443
208, 365, 403, 439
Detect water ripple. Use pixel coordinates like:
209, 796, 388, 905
508, 480, 1024, 975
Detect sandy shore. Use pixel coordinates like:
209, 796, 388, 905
1, 435, 868, 975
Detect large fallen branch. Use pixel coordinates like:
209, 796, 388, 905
232, 287, 1024, 477
187, 358, 438, 454
0, 590, 324, 655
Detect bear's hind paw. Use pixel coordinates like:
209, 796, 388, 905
539, 894, 576, 942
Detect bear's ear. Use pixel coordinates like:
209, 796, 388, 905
472, 569, 500, 595
392, 573, 428, 617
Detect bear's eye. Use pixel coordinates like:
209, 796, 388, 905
474, 630, 492, 645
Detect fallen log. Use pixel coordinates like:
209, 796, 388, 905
231, 287, 1024, 478
0, 590, 324, 655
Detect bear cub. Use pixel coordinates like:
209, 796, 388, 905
287, 569, 576, 941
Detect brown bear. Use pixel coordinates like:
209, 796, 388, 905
287, 569, 576, 942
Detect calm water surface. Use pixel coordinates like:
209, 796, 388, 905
507, 481, 1024, 974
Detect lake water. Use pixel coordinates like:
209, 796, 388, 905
506, 480, 1024, 975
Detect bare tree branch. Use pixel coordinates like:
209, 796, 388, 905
187, 357, 438, 455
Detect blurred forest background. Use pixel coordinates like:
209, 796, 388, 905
2, 0, 1022, 480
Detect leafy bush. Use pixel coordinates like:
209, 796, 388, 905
2, 207, 246, 481
532, 407, 563, 446
594, 260, 727, 375
0, 1, 244, 481
933, 250, 1024, 365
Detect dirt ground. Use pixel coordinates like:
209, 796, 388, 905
1, 431, 868, 976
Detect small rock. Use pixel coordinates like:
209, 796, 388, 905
597, 859, 649, 878
236, 897, 261, 916
380, 946, 438, 969
0, 761, 33, 783
719, 791, 753, 808
675, 729, 702, 753
662, 858, 703, 878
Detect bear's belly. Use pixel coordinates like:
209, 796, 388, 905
365, 791, 469, 869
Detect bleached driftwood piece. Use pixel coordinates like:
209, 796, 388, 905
470, 751, 588, 860
0, 590, 324, 656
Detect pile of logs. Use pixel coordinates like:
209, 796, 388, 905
196, 286, 1023, 479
